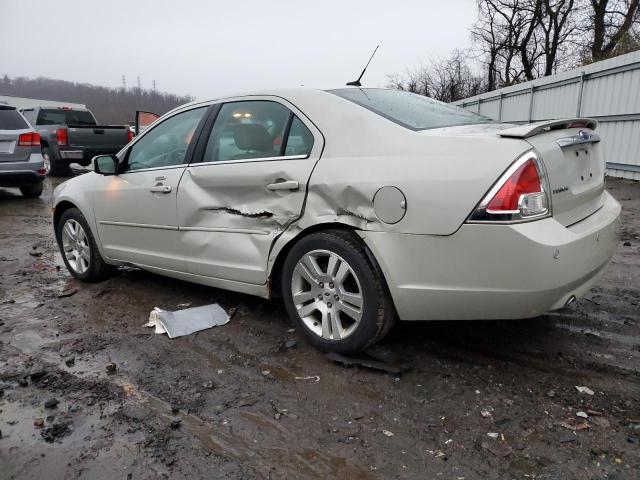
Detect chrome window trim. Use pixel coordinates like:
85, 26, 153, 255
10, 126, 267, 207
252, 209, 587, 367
189, 154, 308, 168
119, 164, 186, 174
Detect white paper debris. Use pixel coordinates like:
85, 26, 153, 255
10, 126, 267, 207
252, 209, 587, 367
575, 386, 594, 395
143, 304, 230, 338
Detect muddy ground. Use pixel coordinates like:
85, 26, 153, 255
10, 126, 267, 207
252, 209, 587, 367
0, 175, 638, 480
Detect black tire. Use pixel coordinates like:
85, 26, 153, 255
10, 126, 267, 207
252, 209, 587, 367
281, 229, 396, 353
44, 147, 71, 177
19, 182, 43, 198
55, 207, 113, 282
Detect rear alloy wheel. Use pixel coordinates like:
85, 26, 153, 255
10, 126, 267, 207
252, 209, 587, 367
44, 147, 71, 177
282, 230, 395, 353
292, 250, 363, 340
56, 208, 112, 281
19, 182, 43, 198
41, 148, 51, 175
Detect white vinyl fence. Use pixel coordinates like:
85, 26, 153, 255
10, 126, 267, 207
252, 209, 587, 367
453, 50, 640, 180
0, 95, 86, 110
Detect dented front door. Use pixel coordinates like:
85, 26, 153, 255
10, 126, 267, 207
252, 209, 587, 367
177, 99, 322, 285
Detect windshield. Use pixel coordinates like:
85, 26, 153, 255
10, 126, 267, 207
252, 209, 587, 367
36, 109, 97, 126
328, 88, 493, 131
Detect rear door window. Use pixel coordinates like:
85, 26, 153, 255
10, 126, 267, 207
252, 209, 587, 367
202, 101, 293, 163
284, 116, 314, 156
0, 108, 29, 130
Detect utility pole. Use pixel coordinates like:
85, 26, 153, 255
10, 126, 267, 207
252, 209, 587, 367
152, 80, 156, 91
122, 75, 126, 89
137, 76, 141, 90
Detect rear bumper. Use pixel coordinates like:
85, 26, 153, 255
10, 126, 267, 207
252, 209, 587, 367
59, 147, 122, 165
0, 154, 46, 187
361, 191, 621, 321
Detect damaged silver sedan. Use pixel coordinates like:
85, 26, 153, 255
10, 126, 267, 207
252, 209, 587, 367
52, 88, 621, 353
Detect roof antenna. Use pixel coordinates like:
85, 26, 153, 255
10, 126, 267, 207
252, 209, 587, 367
346, 45, 379, 87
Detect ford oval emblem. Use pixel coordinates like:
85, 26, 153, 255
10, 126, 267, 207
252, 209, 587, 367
578, 129, 589, 140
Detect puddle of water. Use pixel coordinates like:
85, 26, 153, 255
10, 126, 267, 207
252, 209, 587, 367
120, 383, 372, 479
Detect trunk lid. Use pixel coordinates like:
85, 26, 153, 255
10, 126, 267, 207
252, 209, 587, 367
499, 118, 604, 227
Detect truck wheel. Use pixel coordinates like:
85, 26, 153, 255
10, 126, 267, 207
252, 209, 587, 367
20, 182, 43, 198
44, 147, 70, 177
281, 229, 396, 354
56, 208, 113, 282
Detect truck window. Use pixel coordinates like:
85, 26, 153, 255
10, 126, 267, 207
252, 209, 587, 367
36, 109, 97, 126
21, 109, 36, 125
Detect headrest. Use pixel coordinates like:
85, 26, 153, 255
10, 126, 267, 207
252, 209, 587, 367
234, 124, 272, 152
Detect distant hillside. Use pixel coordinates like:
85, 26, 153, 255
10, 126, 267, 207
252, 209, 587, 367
0, 75, 193, 124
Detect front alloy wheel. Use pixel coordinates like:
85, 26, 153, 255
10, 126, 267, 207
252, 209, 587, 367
56, 207, 113, 282
61, 219, 91, 274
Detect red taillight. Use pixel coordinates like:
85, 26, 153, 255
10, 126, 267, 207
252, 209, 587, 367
127, 129, 133, 143
486, 159, 542, 212
18, 132, 41, 147
56, 128, 68, 146
468, 151, 550, 223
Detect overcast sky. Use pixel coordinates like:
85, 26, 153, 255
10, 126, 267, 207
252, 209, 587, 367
0, 0, 477, 100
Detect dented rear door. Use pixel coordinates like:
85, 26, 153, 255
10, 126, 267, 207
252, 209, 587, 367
177, 98, 323, 285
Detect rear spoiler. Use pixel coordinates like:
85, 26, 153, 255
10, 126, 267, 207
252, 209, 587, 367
497, 118, 598, 139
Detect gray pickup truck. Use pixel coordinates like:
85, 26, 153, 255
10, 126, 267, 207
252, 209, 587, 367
20, 106, 131, 176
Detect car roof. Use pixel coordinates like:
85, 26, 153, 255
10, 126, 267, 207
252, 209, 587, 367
183, 85, 385, 108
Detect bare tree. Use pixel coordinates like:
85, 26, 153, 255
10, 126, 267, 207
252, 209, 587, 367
389, 0, 639, 99
540, 0, 578, 75
0, 75, 193, 124
586, 0, 640, 61
386, 50, 486, 102
471, 0, 581, 85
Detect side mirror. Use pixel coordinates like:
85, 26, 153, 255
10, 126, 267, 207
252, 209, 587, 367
93, 155, 118, 175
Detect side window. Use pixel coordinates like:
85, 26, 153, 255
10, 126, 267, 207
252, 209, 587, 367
285, 116, 314, 156
21, 109, 35, 125
203, 101, 291, 163
125, 107, 206, 172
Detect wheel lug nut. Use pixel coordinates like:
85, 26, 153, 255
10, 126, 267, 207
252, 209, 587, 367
318, 294, 323, 300
329, 282, 334, 288
334, 295, 339, 300
319, 282, 324, 288
327, 302, 332, 308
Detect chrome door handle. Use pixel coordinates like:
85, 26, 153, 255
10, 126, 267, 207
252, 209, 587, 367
266, 180, 299, 191
150, 184, 172, 194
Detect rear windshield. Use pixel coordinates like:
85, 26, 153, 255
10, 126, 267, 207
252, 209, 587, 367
328, 88, 493, 131
36, 109, 96, 126
0, 108, 29, 130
